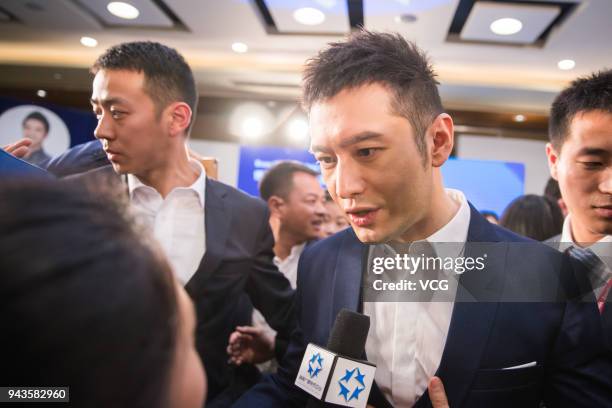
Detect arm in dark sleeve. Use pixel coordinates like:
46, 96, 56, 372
244, 205, 297, 360
234, 251, 311, 408
39, 140, 109, 177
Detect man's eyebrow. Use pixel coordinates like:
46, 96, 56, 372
577, 147, 608, 156
310, 131, 383, 154
89, 97, 129, 107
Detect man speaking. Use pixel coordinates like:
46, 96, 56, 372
234, 30, 611, 407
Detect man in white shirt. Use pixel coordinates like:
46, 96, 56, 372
82, 41, 296, 406
545, 69, 612, 346
228, 161, 326, 365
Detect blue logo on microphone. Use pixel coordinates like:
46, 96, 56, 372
308, 352, 324, 378
338, 367, 366, 402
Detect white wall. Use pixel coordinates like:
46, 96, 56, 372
457, 135, 549, 195
188, 139, 240, 186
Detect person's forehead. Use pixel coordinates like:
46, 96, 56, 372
565, 110, 612, 148
92, 69, 146, 99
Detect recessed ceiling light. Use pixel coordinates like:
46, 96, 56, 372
80, 36, 98, 48
513, 114, 526, 122
36, 90, 47, 98
490, 17, 523, 36
293, 7, 326, 26
557, 59, 575, 70
232, 42, 248, 53
106, 2, 140, 20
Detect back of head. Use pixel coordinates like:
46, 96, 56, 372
500, 194, 563, 241
302, 29, 443, 157
259, 160, 318, 201
92, 41, 198, 131
0, 179, 178, 408
549, 69, 612, 150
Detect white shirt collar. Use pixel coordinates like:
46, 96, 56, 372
126, 159, 206, 207
415, 188, 471, 260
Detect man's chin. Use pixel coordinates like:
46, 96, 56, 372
352, 226, 387, 244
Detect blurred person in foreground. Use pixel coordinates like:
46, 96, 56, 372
321, 191, 350, 237
500, 194, 563, 241
235, 30, 611, 408
545, 69, 612, 349
228, 161, 326, 367
0, 178, 205, 408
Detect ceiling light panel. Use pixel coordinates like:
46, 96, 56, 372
265, 0, 349, 34
461, 1, 561, 44
0, 0, 101, 30
76, 0, 173, 27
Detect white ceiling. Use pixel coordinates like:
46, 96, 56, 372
0, 0, 610, 114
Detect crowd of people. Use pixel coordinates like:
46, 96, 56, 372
1, 30, 610, 408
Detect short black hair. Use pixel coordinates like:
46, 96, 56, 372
544, 177, 561, 201
302, 29, 443, 159
22, 111, 50, 134
259, 161, 319, 201
92, 41, 198, 132
500, 194, 563, 241
0, 179, 178, 408
549, 69, 612, 150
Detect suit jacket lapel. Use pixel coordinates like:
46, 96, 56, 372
330, 230, 365, 321
416, 205, 504, 408
185, 178, 231, 292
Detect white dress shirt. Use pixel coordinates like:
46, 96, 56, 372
127, 160, 206, 285
559, 214, 612, 299
364, 188, 471, 407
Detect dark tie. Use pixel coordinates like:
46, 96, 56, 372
567, 246, 611, 314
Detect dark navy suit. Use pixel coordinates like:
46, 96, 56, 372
235, 206, 612, 407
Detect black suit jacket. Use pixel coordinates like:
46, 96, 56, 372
63, 163, 296, 404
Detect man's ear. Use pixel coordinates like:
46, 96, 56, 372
430, 113, 454, 168
268, 196, 285, 217
546, 143, 560, 180
167, 102, 192, 138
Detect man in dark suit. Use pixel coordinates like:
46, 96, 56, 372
235, 30, 612, 407
32, 41, 296, 406
545, 70, 612, 351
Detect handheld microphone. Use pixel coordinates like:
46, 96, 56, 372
295, 309, 376, 408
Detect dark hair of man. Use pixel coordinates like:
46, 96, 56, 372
549, 69, 612, 150
0, 179, 178, 408
259, 160, 319, 201
544, 177, 561, 201
22, 111, 50, 134
500, 194, 564, 241
302, 29, 443, 160
91, 41, 198, 132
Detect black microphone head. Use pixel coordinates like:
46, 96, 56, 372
326, 309, 370, 358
